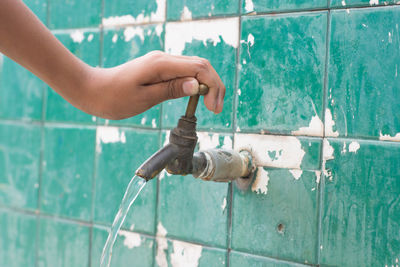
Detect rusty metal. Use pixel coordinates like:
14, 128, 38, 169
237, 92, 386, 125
185, 84, 209, 118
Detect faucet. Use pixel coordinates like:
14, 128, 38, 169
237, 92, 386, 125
135, 84, 255, 189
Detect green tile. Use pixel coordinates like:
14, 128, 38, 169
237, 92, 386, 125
91, 226, 154, 267
237, 13, 326, 135
330, 0, 397, 8
0, 57, 44, 120
101, 24, 163, 127
0, 210, 37, 267
163, 18, 238, 131
94, 128, 159, 234
167, 0, 239, 20
23, 0, 47, 23
321, 139, 400, 266
0, 123, 41, 210
327, 7, 400, 139
155, 237, 227, 267
230, 251, 309, 267
103, 0, 165, 25
45, 30, 100, 123
49, 0, 101, 29
231, 169, 319, 264
158, 132, 232, 247
40, 126, 95, 220
37, 218, 89, 267
242, 0, 327, 14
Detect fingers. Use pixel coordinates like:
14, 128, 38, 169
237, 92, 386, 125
136, 51, 226, 113
143, 77, 200, 107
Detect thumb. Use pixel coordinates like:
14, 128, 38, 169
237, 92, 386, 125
165, 77, 199, 99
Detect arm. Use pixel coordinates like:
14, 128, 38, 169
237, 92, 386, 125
0, 0, 225, 119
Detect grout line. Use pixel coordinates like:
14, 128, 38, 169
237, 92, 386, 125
317, 4, 331, 265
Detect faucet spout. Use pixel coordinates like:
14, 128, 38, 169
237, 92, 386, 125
135, 143, 180, 181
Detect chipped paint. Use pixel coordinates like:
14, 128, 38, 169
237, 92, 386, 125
87, 34, 94, 42
70, 30, 84, 43
251, 167, 269, 194
292, 115, 323, 137
341, 142, 347, 154
379, 132, 400, 142
156, 222, 168, 267
325, 109, 339, 137
141, 117, 147, 125
165, 18, 239, 55
247, 33, 255, 46
96, 127, 126, 153
152, 118, 157, 128
181, 6, 192, 21
342, 0, 346, 5
315, 171, 321, 183
348, 141, 360, 153
221, 197, 227, 211
234, 134, 306, 169
156, 24, 163, 36
112, 33, 118, 43
322, 139, 335, 180
369, 0, 379, 5
124, 26, 144, 42
171, 240, 202, 267
118, 230, 141, 249
102, 0, 165, 26
197, 132, 220, 150
289, 169, 303, 180
244, 0, 254, 12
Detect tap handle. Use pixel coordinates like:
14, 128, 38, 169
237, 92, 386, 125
185, 84, 209, 118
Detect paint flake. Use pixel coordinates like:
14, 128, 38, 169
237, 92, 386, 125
234, 134, 306, 169
96, 126, 126, 153
156, 222, 168, 267
197, 132, 220, 150
379, 132, 400, 142
124, 27, 144, 42
348, 141, 360, 153
369, 0, 379, 5
221, 197, 227, 211
244, 0, 254, 12
70, 30, 84, 43
118, 230, 141, 249
289, 169, 303, 180
181, 6, 192, 20
325, 109, 339, 137
165, 18, 239, 55
251, 167, 269, 194
292, 115, 323, 137
170, 240, 202, 267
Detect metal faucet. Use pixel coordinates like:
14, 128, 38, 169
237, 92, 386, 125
135, 84, 255, 188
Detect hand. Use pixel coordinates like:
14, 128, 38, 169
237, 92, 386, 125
83, 51, 226, 120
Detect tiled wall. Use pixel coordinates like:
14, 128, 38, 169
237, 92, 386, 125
0, 0, 399, 266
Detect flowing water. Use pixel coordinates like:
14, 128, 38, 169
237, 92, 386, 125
100, 176, 147, 267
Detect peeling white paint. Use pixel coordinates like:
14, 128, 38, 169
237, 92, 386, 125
223, 136, 232, 149
152, 118, 157, 128
197, 132, 220, 150
289, 169, 303, 180
96, 127, 126, 153
244, 0, 254, 12
181, 6, 192, 21
315, 171, 321, 184
322, 139, 335, 180
348, 141, 360, 153
369, 0, 379, 5
102, 0, 165, 26
234, 134, 306, 169
379, 132, 400, 142
156, 24, 163, 36
221, 197, 227, 211
92, 116, 97, 122
170, 240, 202, 267
292, 115, 323, 137
156, 222, 168, 267
70, 30, 85, 43
87, 33, 94, 42
247, 33, 255, 47
165, 18, 239, 55
112, 33, 118, 43
124, 26, 144, 42
325, 109, 339, 137
251, 167, 269, 194
341, 142, 347, 154
342, 0, 346, 6
118, 230, 141, 249
141, 117, 147, 125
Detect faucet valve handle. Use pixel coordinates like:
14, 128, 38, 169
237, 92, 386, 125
184, 83, 209, 118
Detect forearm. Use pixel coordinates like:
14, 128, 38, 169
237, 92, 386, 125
0, 0, 92, 110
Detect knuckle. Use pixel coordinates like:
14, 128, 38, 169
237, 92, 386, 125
196, 59, 211, 72
147, 50, 165, 59
167, 80, 178, 99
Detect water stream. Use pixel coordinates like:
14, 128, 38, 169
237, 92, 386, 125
100, 175, 147, 267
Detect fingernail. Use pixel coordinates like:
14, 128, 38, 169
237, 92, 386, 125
183, 79, 199, 96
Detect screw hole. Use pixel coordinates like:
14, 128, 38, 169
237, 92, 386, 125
277, 223, 285, 234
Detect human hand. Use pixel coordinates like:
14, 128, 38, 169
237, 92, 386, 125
84, 51, 226, 120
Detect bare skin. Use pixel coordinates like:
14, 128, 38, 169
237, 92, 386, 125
0, 0, 226, 120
